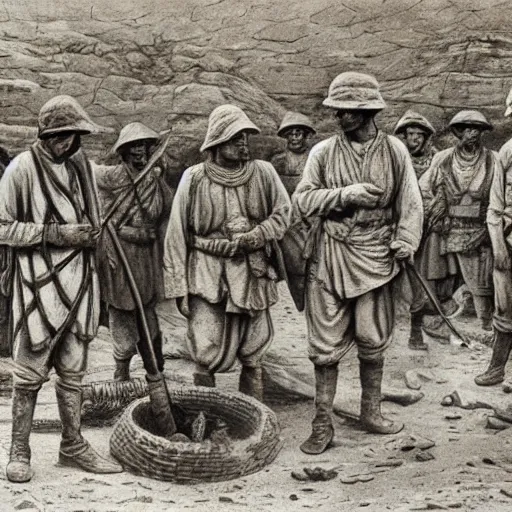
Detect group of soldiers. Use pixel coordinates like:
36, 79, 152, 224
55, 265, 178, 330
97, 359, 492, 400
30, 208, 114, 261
1, 70, 512, 483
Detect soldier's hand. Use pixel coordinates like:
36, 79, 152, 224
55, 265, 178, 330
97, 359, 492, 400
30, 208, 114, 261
390, 240, 414, 263
47, 224, 100, 248
340, 183, 383, 208
494, 250, 511, 271
117, 226, 156, 244
235, 227, 266, 252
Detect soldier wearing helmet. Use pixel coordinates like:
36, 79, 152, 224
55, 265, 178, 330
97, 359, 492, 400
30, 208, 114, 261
94, 122, 174, 381
474, 94, 512, 387
419, 110, 498, 342
394, 111, 458, 350
294, 72, 423, 454
163, 104, 291, 399
0, 95, 122, 483
271, 111, 316, 196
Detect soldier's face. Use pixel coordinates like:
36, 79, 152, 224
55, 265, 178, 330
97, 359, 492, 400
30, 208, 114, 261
285, 127, 309, 153
404, 127, 427, 155
335, 110, 367, 133
217, 131, 250, 164
44, 132, 79, 160
453, 125, 483, 146
123, 141, 150, 171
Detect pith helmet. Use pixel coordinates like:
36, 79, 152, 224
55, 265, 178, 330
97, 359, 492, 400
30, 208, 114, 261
394, 110, 435, 136
113, 122, 159, 153
505, 88, 512, 117
449, 110, 493, 131
38, 95, 107, 138
277, 111, 316, 137
200, 104, 260, 152
323, 72, 386, 110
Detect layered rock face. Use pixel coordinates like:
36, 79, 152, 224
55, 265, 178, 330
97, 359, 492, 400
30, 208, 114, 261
1, 0, 512, 170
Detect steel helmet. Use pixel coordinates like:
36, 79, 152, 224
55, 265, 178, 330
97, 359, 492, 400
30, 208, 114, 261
277, 111, 316, 137
38, 95, 108, 139
113, 122, 159, 153
323, 72, 386, 110
448, 110, 493, 131
394, 110, 435, 136
200, 104, 260, 152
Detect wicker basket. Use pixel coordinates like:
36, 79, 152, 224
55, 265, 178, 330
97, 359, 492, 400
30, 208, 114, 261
110, 386, 283, 482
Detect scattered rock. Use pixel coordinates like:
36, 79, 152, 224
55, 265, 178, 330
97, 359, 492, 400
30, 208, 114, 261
486, 416, 511, 430
445, 413, 462, 420
219, 496, 234, 503
416, 451, 435, 462
340, 474, 375, 484
405, 370, 422, 390
289, 494, 299, 501
382, 388, 425, 406
374, 459, 404, 468
14, 501, 39, 511
500, 485, 512, 499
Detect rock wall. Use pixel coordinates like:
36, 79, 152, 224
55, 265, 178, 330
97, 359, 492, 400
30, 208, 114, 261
1, 0, 512, 169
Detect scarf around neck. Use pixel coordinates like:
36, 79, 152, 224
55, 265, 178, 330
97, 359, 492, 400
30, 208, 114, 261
204, 160, 254, 187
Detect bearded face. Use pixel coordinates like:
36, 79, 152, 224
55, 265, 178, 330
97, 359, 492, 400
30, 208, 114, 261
404, 126, 428, 156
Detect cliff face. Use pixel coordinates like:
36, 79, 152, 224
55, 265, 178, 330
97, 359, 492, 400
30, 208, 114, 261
1, 0, 512, 167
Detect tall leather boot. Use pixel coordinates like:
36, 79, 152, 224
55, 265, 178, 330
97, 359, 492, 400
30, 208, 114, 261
239, 366, 263, 402
193, 364, 216, 387
113, 356, 132, 382
473, 296, 494, 332
6, 388, 38, 483
475, 331, 512, 386
359, 358, 404, 435
56, 380, 123, 473
300, 364, 338, 455
409, 311, 428, 351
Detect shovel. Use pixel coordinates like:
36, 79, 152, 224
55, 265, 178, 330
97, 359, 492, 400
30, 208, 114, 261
106, 223, 176, 437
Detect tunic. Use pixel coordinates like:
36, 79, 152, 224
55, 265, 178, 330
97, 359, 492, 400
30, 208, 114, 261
94, 162, 173, 310
271, 150, 309, 196
294, 132, 423, 300
163, 159, 291, 313
0, 143, 101, 352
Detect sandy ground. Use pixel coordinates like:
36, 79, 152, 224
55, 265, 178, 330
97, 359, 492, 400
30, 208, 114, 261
1, 284, 512, 512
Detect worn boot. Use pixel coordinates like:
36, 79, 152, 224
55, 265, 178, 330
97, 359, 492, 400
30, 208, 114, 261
475, 331, 512, 386
113, 357, 132, 382
56, 380, 123, 473
239, 366, 264, 402
6, 388, 38, 483
359, 358, 404, 435
409, 311, 428, 351
193, 365, 216, 388
300, 365, 338, 455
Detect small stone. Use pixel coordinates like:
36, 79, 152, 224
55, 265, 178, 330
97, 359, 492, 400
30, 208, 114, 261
405, 370, 422, 390
219, 496, 234, 503
441, 396, 454, 406
14, 502, 38, 511
500, 486, 512, 499
375, 459, 404, 467
416, 451, 435, 462
289, 494, 299, 501
445, 413, 462, 420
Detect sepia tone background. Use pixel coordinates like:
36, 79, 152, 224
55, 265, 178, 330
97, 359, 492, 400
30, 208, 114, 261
0, 0, 511, 173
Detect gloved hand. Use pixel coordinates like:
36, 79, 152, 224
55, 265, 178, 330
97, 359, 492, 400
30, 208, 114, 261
235, 227, 266, 252
117, 226, 157, 244
340, 183, 383, 208
390, 240, 415, 263
46, 224, 100, 248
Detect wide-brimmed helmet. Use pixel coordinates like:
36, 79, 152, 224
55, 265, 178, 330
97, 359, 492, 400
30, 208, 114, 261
200, 104, 260, 152
277, 111, 316, 137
